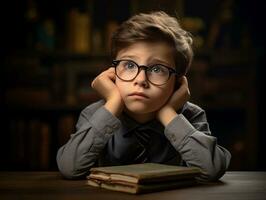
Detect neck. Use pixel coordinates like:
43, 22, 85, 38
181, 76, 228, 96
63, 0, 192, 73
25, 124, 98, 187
124, 108, 155, 124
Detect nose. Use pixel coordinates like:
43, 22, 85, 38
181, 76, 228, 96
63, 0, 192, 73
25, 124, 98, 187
133, 68, 149, 87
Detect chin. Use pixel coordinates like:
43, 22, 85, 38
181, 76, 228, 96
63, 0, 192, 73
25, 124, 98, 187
125, 101, 158, 114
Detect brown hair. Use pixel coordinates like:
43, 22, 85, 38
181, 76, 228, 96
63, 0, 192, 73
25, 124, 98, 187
110, 11, 193, 76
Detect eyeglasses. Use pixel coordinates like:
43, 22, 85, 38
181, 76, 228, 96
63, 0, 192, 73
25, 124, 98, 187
112, 59, 177, 86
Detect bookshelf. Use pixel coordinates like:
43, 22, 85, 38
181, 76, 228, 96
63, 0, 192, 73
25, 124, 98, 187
188, 49, 258, 170
1, 0, 260, 171
2, 52, 106, 170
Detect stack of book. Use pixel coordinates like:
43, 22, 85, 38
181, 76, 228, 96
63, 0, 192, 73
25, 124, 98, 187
86, 163, 201, 194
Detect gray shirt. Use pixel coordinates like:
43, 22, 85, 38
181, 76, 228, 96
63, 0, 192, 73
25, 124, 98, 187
56, 100, 231, 181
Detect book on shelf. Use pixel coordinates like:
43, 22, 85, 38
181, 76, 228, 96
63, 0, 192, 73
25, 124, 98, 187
86, 163, 201, 194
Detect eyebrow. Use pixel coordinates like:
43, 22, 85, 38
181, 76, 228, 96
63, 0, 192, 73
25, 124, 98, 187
119, 55, 138, 60
119, 55, 172, 67
150, 58, 171, 67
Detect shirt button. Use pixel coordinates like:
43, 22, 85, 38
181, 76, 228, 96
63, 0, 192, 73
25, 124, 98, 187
105, 126, 113, 134
113, 124, 120, 129
171, 134, 176, 141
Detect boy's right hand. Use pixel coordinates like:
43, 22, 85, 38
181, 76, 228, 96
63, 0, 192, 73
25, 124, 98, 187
91, 67, 124, 117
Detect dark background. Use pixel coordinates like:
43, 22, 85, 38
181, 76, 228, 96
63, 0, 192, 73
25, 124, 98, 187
0, 0, 265, 171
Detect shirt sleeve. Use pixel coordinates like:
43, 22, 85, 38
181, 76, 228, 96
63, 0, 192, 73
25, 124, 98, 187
164, 109, 231, 181
56, 103, 121, 179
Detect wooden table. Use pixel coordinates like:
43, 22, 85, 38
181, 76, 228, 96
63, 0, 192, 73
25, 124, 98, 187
0, 171, 265, 200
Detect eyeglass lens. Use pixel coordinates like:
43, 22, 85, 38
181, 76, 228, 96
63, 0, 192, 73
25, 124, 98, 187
115, 60, 171, 85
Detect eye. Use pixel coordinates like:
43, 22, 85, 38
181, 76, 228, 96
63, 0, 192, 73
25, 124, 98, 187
150, 65, 167, 74
121, 60, 137, 70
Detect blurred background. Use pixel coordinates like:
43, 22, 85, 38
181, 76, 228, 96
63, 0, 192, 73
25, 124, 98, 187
0, 0, 265, 171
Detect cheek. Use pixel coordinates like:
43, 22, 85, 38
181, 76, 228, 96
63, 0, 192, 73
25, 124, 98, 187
156, 88, 172, 105
155, 80, 175, 104
160, 79, 175, 98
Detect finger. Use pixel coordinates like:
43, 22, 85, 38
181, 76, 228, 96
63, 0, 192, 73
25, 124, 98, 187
178, 76, 189, 90
91, 78, 97, 88
106, 70, 116, 82
175, 77, 190, 99
180, 76, 190, 99
107, 67, 115, 72
96, 67, 115, 80
91, 68, 116, 89
178, 76, 187, 85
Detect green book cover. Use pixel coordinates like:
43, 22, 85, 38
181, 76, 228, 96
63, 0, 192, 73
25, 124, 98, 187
88, 163, 201, 184
87, 163, 201, 194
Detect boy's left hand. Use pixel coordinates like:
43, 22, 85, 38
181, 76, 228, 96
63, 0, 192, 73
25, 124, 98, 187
156, 76, 190, 126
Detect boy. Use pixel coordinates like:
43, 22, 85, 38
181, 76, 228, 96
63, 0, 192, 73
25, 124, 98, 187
57, 11, 231, 181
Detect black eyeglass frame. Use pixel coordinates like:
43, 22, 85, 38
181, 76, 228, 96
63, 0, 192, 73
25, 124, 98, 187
112, 59, 178, 86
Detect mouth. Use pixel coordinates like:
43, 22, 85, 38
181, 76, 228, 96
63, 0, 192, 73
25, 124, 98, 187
128, 92, 149, 99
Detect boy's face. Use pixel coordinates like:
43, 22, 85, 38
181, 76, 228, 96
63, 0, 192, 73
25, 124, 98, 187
115, 41, 176, 120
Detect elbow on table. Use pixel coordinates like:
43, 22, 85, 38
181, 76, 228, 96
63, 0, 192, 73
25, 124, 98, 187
56, 155, 88, 179
199, 167, 226, 182
198, 157, 231, 182
57, 166, 79, 179
200, 147, 232, 182
57, 162, 88, 179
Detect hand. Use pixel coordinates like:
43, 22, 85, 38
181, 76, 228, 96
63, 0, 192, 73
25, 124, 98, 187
156, 76, 190, 126
91, 67, 124, 116
164, 76, 190, 111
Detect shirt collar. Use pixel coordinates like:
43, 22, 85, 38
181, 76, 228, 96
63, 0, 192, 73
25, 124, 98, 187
118, 112, 165, 136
